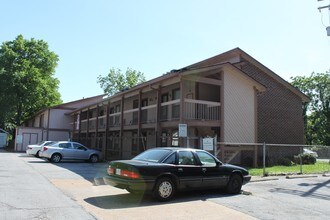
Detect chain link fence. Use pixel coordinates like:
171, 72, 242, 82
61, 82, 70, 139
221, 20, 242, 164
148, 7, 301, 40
73, 135, 330, 176
217, 142, 330, 176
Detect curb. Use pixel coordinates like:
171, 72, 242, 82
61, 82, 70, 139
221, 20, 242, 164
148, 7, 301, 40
250, 177, 279, 182
285, 174, 318, 179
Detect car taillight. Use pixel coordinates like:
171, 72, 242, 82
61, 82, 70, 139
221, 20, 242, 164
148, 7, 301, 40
108, 165, 140, 179
120, 170, 140, 179
28, 147, 32, 150
43, 147, 48, 151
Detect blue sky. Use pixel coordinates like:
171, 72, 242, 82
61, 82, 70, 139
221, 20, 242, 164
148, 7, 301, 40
1, 0, 329, 103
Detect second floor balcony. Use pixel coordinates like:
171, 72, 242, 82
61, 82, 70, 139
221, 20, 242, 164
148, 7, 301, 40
75, 98, 221, 132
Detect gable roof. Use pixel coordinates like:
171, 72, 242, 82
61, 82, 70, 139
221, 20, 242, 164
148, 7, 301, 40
186, 47, 310, 102
23, 94, 106, 123
70, 47, 309, 114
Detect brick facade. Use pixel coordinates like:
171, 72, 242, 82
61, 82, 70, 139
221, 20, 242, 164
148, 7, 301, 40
241, 62, 305, 144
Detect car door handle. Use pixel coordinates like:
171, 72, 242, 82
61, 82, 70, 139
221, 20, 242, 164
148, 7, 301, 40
202, 168, 207, 173
178, 168, 183, 172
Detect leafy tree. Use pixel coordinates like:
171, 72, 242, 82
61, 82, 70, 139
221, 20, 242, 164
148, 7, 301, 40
97, 68, 146, 96
291, 72, 330, 146
0, 35, 62, 132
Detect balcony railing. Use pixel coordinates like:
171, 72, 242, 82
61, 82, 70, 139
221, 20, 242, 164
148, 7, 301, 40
98, 115, 106, 129
89, 118, 97, 130
184, 99, 220, 121
141, 104, 157, 124
123, 108, 139, 126
81, 120, 87, 131
75, 98, 220, 132
109, 112, 121, 127
160, 99, 180, 121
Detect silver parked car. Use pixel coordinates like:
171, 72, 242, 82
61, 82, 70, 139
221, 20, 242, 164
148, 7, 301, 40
39, 141, 101, 163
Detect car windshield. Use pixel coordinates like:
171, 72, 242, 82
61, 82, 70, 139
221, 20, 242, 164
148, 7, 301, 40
133, 149, 172, 163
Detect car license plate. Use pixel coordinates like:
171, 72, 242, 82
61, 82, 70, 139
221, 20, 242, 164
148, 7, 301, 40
116, 168, 121, 175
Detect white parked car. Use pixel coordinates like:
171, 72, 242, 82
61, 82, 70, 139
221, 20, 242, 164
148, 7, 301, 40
39, 141, 101, 163
303, 148, 318, 158
26, 141, 57, 158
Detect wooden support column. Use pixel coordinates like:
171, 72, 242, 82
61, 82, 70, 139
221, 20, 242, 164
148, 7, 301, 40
105, 101, 110, 160
137, 90, 142, 151
119, 96, 124, 159
86, 108, 90, 147
95, 105, 99, 150
78, 111, 82, 143
156, 86, 162, 147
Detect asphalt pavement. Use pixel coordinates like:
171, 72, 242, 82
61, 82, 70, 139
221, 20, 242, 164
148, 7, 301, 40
1, 150, 330, 220
0, 150, 96, 220
0, 151, 256, 220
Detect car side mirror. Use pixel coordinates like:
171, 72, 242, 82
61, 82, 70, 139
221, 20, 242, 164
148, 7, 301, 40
216, 161, 222, 167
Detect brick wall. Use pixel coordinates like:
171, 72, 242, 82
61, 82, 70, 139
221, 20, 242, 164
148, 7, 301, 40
241, 62, 305, 144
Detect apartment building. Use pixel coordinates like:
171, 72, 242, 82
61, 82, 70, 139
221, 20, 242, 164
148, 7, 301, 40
70, 48, 309, 165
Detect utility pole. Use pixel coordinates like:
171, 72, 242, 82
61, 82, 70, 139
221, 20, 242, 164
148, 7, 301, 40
318, 0, 330, 36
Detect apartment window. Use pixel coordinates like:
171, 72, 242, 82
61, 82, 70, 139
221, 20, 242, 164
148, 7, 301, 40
141, 99, 148, 123
172, 89, 180, 100
160, 94, 169, 121
133, 99, 139, 108
161, 93, 169, 103
115, 104, 120, 113
172, 89, 180, 119
132, 99, 139, 125
141, 99, 148, 107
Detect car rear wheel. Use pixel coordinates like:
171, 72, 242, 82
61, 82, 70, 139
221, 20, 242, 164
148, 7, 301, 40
36, 151, 41, 158
89, 154, 99, 163
153, 177, 175, 202
226, 173, 242, 194
51, 153, 61, 163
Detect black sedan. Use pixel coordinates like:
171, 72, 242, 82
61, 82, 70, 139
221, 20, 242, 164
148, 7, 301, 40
103, 147, 251, 201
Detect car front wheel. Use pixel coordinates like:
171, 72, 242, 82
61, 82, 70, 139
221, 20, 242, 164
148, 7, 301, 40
153, 177, 175, 202
89, 154, 99, 163
226, 173, 243, 194
51, 153, 61, 163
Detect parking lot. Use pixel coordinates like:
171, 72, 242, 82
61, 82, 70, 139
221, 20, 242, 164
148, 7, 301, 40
1, 151, 330, 220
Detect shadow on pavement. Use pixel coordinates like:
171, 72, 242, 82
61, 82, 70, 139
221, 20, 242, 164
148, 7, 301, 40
84, 189, 243, 209
270, 178, 330, 201
27, 157, 109, 184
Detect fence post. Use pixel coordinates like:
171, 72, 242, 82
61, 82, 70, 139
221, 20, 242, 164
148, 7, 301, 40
263, 142, 266, 176
300, 146, 303, 174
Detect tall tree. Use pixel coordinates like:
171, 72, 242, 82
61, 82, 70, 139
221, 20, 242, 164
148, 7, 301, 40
0, 35, 62, 132
97, 68, 146, 96
291, 72, 330, 146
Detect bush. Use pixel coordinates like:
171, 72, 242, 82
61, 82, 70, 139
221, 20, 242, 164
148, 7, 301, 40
294, 154, 317, 165
276, 157, 293, 166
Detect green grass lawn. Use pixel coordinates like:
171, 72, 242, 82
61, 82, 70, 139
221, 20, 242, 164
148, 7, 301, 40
248, 161, 330, 176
